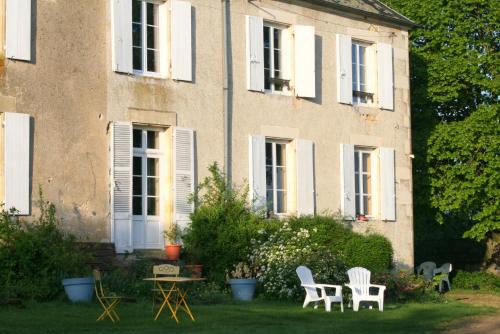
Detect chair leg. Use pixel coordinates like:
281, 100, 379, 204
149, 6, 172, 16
325, 300, 331, 312
340, 300, 344, 313
353, 300, 360, 312
303, 296, 310, 309
378, 298, 384, 312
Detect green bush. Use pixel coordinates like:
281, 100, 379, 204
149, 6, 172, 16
373, 270, 442, 303
452, 270, 500, 291
0, 190, 91, 301
182, 163, 265, 285
344, 234, 393, 273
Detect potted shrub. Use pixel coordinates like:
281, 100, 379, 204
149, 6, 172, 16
228, 262, 259, 301
163, 223, 183, 261
61, 266, 94, 303
184, 249, 203, 278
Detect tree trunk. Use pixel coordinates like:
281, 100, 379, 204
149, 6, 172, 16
483, 232, 500, 276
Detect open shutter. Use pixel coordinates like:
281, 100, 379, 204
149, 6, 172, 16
171, 0, 192, 81
340, 144, 355, 219
380, 147, 396, 221
173, 127, 194, 229
6, 0, 31, 61
246, 16, 264, 92
294, 25, 316, 98
377, 43, 394, 110
296, 139, 315, 216
4, 113, 30, 215
336, 34, 352, 104
249, 135, 266, 211
111, 0, 132, 74
111, 122, 133, 253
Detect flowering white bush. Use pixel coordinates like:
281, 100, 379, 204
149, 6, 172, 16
251, 221, 347, 300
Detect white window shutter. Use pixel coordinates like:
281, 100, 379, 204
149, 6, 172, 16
296, 139, 315, 216
246, 16, 264, 92
294, 25, 316, 98
380, 147, 396, 221
248, 135, 266, 211
4, 113, 31, 215
6, 0, 31, 61
377, 43, 394, 110
340, 144, 355, 219
336, 34, 352, 104
173, 127, 194, 230
111, 122, 133, 253
111, 0, 132, 74
171, 0, 192, 81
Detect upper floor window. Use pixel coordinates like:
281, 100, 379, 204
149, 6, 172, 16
354, 148, 373, 216
263, 23, 290, 93
352, 42, 374, 104
132, 0, 160, 74
266, 141, 288, 215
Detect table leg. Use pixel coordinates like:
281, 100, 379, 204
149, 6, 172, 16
174, 286, 196, 321
154, 281, 179, 323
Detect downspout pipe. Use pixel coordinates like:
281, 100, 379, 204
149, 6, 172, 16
222, 0, 232, 184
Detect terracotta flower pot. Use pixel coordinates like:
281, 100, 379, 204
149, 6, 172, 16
185, 264, 203, 278
165, 244, 182, 261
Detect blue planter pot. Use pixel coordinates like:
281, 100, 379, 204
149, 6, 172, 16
229, 279, 257, 301
62, 277, 94, 303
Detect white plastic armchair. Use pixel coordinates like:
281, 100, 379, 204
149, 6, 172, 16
416, 261, 437, 281
433, 263, 452, 292
345, 267, 386, 312
296, 266, 344, 312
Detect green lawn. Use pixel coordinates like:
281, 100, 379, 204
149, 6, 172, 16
0, 299, 494, 334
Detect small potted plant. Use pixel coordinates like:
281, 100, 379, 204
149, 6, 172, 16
163, 223, 183, 261
184, 249, 203, 278
357, 214, 367, 221
228, 261, 260, 301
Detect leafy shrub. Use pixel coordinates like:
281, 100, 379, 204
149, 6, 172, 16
0, 190, 91, 301
452, 270, 500, 291
182, 163, 265, 285
102, 258, 155, 298
344, 234, 393, 273
373, 270, 442, 303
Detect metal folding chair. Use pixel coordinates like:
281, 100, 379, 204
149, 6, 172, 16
93, 269, 122, 323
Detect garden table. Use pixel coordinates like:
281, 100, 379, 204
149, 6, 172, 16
143, 276, 206, 323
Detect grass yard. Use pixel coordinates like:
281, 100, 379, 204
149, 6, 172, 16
0, 299, 495, 334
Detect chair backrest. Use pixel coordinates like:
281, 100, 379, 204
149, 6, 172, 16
347, 267, 371, 296
435, 263, 452, 275
93, 269, 104, 298
417, 261, 437, 280
153, 264, 180, 277
296, 266, 319, 299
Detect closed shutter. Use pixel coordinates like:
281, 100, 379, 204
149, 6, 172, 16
111, 122, 133, 253
249, 135, 266, 211
380, 147, 396, 221
173, 127, 194, 229
171, 0, 192, 81
340, 144, 355, 219
4, 113, 31, 215
246, 16, 264, 92
296, 139, 315, 216
111, 0, 132, 74
6, 0, 31, 61
294, 25, 316, 98
377, 43, 394, 110
336, 34, 352, 105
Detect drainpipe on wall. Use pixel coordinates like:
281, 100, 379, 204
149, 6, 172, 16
222, 0, 232, 185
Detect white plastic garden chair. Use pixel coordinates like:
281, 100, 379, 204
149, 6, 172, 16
296, 266, 344, 312
345, 267, 386, 312
416, 261, 437, 281
433, 263, 452, 292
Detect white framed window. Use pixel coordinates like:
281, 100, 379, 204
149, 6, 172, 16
265, 140, 288, 215
263, 22, 290, 93
352, 42, 374, 104
354, 148, 374, 216
132, 128, 164, 218
132, 0, 160, 75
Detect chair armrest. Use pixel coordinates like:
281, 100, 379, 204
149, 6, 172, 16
317, 284, 342, 296
369, 284, 386, 290
317, 284, 342, 289
301, 284, 319, 289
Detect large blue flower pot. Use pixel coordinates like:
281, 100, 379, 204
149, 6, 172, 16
229, 279, 257, 301
62, 277, 94, 303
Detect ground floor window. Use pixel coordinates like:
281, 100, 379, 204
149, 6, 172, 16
266, 140, 287, 215
354, 148, 373, 216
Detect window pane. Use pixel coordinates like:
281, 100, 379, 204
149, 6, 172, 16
274, 28, 280, 49
147, 26, 156, 49
133, 196, 142, 215
147, 177, 158, 196
355, 195, 360, 215
147, 49, 157, 72
147, 158, 158, 176
132, 0, 142, 23
362, 153, 370, 173
277, 190, 286, 213
352, 44, 357, 63
354, 152, 359, 172
266, 189, 273, 213
363, 195, 371, 215
264, 69, 271, 90
133, 47, 142, 71
263, 26, 270, 48
266, 166, 273, 188
147, 131, 158, 149
133, 129, 142, 148
133, 176, 142, 196
133, 156, 142, 175
276, 167, 286, 190
274, 50, 280, 71
276, 144, 286, 166
265, 142, 273, 165
146, 2, 157, 26
362, 174, 369, 195
132, 23, 142, 47
359, 46, 366, 65
264, 48, 270, 69
147, 197, 158, 216
355, 173, 360, 194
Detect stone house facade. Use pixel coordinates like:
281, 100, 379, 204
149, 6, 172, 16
0, 0, 415, 267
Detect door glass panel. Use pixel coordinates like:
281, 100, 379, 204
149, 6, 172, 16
277, 190, 286, 213
133, 197, 142, 215
133, 177, 142, 196
133, 130, 142, 148
147, 158, 158, 176
147, 177, 158, 196
147, 197, 158, 216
